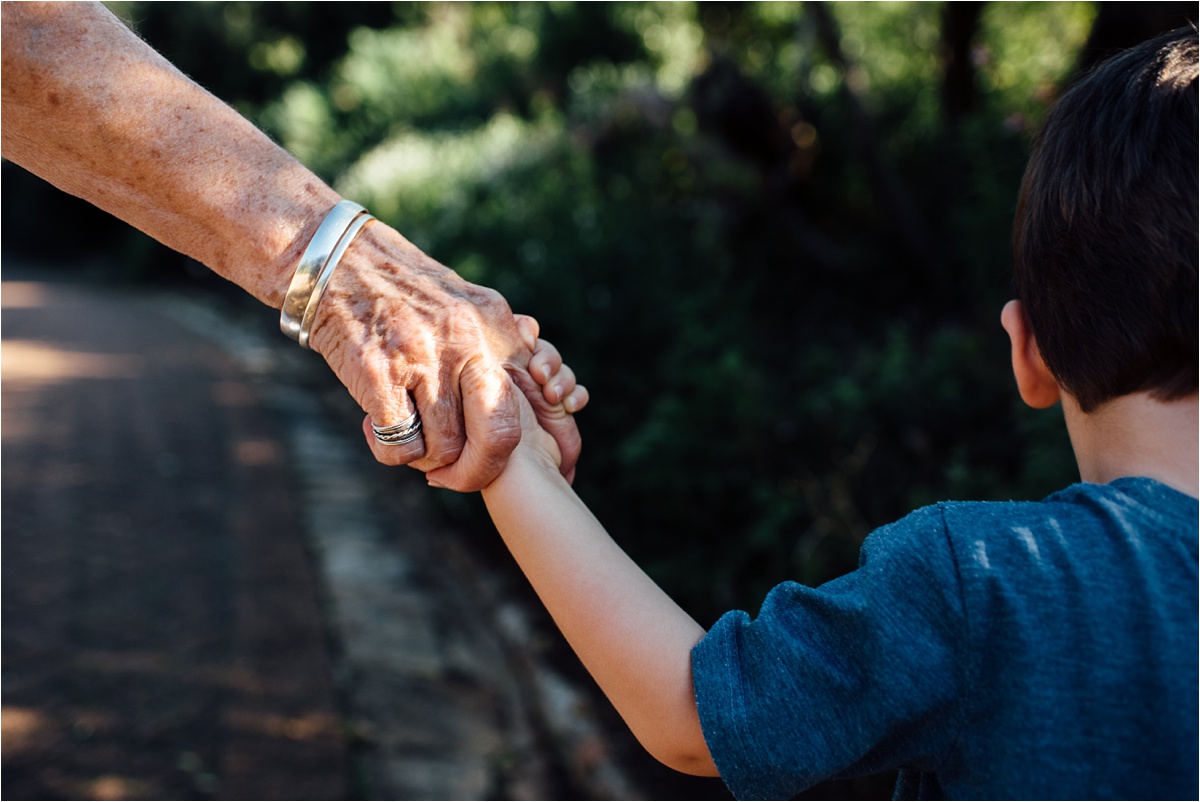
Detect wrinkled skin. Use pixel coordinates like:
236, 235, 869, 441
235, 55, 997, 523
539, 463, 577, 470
1, 2, 581, 490
313, 225, 583, 488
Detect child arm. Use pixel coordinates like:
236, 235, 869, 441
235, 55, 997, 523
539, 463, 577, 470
472, 328, 717, 776
480, 436, 718, 776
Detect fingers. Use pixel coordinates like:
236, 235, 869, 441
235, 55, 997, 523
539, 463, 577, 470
311, 233, 520, 478
519, 330, 586, 482
510, 366, 583, 485
528, 337, 566, 398
362, 414, 427, 462
405, 378, 467, 473
539, 402, 581, 483
360, 387, 431, 466
356, 343, 468, 473
532, 355, 570, 403
563, 383, 589, 414
514, 313, 540, 351
425, 358, 522, 492
356, 323, 586, 484
529, 339, 589, 414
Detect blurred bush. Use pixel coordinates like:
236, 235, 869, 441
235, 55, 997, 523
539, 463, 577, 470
7, 2, 1193, 628
225, 0, 1095, 620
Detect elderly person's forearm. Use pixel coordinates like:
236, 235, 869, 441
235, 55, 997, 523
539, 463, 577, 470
0, 1, 583, 489
1, 1, 334, 303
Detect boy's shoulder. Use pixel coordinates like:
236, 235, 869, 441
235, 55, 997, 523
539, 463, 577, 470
929, 476, 1198, 553
862, 476, 1197, 608
695, 477, 1198, 801
694, 483, 1197, 802
877, 477, 1196, 544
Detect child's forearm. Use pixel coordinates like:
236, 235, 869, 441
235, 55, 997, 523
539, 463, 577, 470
481, 452, 718, 777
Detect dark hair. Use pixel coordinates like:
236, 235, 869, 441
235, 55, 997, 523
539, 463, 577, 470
1012, 27, 1198, 412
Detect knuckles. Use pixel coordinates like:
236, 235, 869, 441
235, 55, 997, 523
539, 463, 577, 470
318, 266, 536, 483
420, 439, 466, 470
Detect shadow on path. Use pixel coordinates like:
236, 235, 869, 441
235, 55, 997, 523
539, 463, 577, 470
2, 274, 345, 799
1, 268, 683, 801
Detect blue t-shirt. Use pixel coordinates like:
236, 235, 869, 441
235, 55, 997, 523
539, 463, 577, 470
691, 478, 1198, 800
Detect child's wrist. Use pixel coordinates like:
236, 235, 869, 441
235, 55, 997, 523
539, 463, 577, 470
511, 438, 560, 474
485, 438, 562, 494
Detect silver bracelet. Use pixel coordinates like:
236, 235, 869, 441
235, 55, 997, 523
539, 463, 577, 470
280, 200, 367, 345
297, 211, 375, 349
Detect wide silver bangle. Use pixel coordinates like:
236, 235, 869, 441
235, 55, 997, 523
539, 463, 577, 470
297, 211, 375, 349
280, 200, 367, 345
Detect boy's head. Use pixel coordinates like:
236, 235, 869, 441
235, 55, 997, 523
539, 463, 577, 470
1011, 27, 1197, 413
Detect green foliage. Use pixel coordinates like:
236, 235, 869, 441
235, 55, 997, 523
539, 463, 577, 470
102, 1, 1097, 623
977, 2, 1098, 116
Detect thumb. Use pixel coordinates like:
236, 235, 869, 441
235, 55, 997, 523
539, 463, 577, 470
513, 314, 540, 351
426, 360, 522, 492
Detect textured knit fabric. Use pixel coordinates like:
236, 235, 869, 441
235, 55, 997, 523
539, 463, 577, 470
691, 478, 1198, 800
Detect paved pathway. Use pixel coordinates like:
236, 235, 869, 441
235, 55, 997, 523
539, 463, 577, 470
1, 270, 666, 801
2, 275, 347, 799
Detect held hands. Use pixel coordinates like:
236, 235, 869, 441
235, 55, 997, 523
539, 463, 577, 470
505, 314, 590, 479
354, 312, 587, 488
309, 221, 584, 491
1, 5, 578, 494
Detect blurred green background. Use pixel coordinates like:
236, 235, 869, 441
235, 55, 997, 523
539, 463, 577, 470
4, 0, 1193, 649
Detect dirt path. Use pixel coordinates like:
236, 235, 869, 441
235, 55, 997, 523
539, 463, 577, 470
1, 270, 677, 800
2, 275, 346, 799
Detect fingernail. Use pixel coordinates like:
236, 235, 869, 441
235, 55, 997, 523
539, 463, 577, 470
551, 384, 563, 402
564, 396, 577, 413
427, 477, 445, 489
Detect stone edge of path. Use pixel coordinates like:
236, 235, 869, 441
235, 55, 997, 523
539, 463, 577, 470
155, 291, 644, 801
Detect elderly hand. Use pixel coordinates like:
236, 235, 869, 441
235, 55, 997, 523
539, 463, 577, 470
310, 220, 581, 491
1, 3, 577, 492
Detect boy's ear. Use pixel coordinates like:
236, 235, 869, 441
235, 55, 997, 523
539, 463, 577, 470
1000, 300, 1061, 409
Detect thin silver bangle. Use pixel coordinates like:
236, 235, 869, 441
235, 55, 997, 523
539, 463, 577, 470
298, 211, 375, 350
280, 200, 366, 344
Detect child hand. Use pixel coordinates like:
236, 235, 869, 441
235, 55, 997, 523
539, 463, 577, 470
516, 315, 589, 414
509, 315, 589, 481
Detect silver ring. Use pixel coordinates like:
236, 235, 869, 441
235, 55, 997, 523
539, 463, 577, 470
372, 411, 422, 446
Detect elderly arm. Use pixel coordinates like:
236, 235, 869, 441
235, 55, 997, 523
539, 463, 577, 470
0, 1, 580, 489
